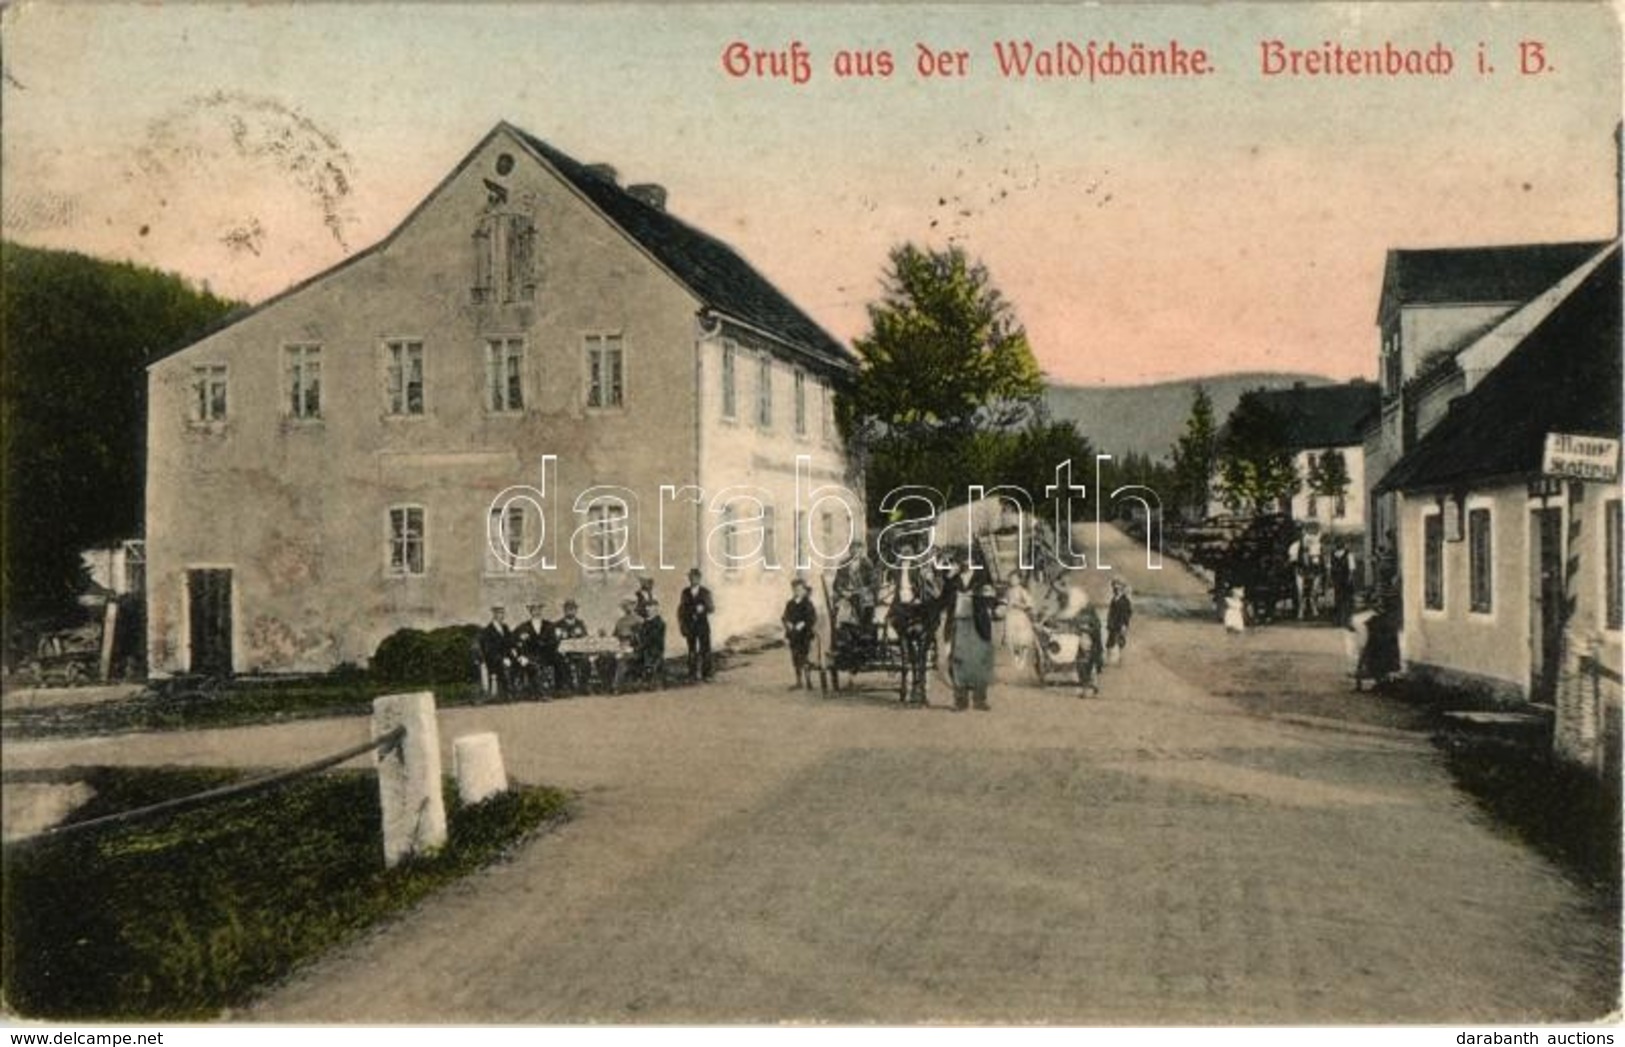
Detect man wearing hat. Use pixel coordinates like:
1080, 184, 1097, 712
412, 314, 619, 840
781, 576, 819, 689
634, 575, 659, 615
1105, 578, 1133, 667
554, 598, 592, 693
635, 595, 667, 688
477, 605, 515, 701
942, 551, 1000, 711
514, 599, 562, 698
609, 597, 644, 693
677, 567, 715, 682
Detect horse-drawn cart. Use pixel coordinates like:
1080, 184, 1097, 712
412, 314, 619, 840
818, 574, 939, 702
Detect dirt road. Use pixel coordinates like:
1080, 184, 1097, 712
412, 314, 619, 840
8, 526, 1618, 1023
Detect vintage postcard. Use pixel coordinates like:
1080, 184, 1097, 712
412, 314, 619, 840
1, 0, 1620, 1032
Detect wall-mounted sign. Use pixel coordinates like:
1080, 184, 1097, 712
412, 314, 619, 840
1542, 433, 1620, 483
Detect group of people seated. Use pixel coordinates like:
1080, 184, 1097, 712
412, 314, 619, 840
475, 577, 667, 700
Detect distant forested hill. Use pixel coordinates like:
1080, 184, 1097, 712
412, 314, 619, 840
3, 242, 243, 623
1043, 372, 1339, 461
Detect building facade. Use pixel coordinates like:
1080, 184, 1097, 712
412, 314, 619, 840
1378, 245, 1621, 775
146, 123, 860, 676
1363, 240, 1609, 582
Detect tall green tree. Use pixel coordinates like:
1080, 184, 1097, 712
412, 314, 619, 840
1214, 390, 1299, 515
2, 243, 241, 625
1168, 384, 1218, 522
842, 244, 1051, 516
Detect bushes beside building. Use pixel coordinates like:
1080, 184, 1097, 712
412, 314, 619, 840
370, 625, 481, 685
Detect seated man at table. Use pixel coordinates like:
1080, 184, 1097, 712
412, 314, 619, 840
554, 599, 593, 693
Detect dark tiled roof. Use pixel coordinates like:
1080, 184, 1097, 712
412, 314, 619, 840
1378, 240, 1609, 322
1377, 244, 1621, 494
1249, 381, 1381, 450
511, 127, 853, 374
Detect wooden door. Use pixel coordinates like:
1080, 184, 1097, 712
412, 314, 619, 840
187, 568, 233, 677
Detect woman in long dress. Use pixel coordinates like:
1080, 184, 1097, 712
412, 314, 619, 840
1002, 570, 1036, 667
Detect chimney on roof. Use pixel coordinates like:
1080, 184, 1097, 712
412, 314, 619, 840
627, 184, 668, 211
585, 163, 619, 184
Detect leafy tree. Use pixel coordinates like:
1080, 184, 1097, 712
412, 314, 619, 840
1214, 390, 1299, 515
842, 244, 1052, 518
2, 243, 241, 626
1168, 384, 1218, 522
843, 243, 1043, 445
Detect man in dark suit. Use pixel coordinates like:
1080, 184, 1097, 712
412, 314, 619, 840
477, 606, 515, 701
513, 600, 563, 698
677, 567, 715, 682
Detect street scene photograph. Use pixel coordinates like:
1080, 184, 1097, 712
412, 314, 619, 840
1, 0, 1620, 1033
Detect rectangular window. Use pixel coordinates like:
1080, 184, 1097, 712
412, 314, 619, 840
190, 364, 228, 422
795, 509, 807, 568
1607, 499, 1622, 631
1423, 511, 1444, 611
486, 505, 525, 573
585, 502, 629, 572
722, 505, 740, 568
1334, 492, 1348, 519
1468, 507, 1492, 614
757, 356, 773, 428
388, 506, 426, 576
486, 337, 524, 412
762, 505, 778, 568
1306, 491, 1319, 519
586, 334, 625, 409
285, 344, 322, 419
794, 370, 807, 436
721, 342, 737, 420
386, 340, 424, 416
823, 384, 836, 444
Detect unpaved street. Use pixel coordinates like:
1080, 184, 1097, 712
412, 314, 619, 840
7, 526, 1618, 1023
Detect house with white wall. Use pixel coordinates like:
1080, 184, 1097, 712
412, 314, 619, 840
1376, 245, 1620, 775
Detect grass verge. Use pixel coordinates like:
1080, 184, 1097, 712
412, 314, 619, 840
1441, 737, 1621, 904
2, 765, 570, 1020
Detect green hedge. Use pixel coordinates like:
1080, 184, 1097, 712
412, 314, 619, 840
371, 625, 481, 684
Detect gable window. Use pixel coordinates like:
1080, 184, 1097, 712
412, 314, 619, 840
721, 342, 737, 420
1423, 510, 1444, 611
794, 370, 807, 436
385, 340, 425, 416
757, 356, 773, 429
485, 504, 526, 573
486, 337, 524, 412
190, 364, 228, 423
472, 213, 536, 305
388, 506, 426, 576
586, 334, 625, 409
1468, 507, 1492, 614
1607, 499, 1622, 631
285, 344, 322, 420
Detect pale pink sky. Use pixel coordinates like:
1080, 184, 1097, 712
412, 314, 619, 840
3, 2, 1620, 385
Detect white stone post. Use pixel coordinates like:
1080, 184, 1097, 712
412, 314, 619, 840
453, 732, 508, 805
372, 691, 447, 868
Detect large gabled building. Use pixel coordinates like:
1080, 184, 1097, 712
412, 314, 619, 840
146, 122, 862, 676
